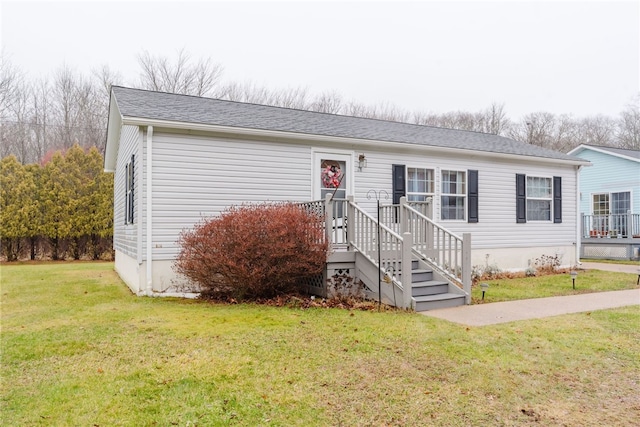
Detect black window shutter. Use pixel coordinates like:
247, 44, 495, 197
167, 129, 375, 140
124, 162, 128, 225
392, 164, 406, 204
130, 154, 135, 223
516, 174, 526, 223
553, 176, 562, 223
468, 170, 478, 223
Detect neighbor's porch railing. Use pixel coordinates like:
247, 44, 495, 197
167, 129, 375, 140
582, 213, 640, 239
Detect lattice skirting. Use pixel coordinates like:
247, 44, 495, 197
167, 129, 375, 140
581, 242, 640, 260
299, 271, 327, 297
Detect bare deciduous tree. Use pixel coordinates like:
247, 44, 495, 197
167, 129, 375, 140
137, 49, 224, 97
578, 115, 616, 147
309, 91, 343, 114
616, 95, 640, 149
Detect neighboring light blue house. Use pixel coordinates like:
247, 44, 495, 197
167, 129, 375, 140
567, 144, 640, 259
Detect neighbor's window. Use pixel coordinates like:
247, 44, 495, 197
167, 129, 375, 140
592, 193, 609, 216
441, 170, 466, 220
407, 167, 434, 202
125, 155, 135, 225
526, 176, 552, 221
611, 191, 630, 215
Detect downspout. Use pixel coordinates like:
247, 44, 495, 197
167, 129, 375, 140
146, 126, 154, 296
575, 165, 582, 267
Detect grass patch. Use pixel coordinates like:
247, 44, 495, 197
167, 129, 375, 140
472, 269, 638, 303
2, 262, 639, 426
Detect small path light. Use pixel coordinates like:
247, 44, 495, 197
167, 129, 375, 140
570, 271, 578, 290
480, 283, 489, 300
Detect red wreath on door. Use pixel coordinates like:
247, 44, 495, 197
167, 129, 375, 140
321, 161, 342, 188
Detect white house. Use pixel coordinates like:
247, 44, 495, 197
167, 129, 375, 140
104, 86, 589, 310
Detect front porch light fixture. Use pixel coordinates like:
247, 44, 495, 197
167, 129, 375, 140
358, 153, 367, 171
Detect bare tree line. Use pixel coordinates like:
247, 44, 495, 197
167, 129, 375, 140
2, 49, 639, 165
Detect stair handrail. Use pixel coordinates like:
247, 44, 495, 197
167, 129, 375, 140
346, 198, 414, 307
400, 198, 471, 303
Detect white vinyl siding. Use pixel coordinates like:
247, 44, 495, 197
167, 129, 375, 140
113, 125, 141, 257
352, 150, 577, 250
147, 132, 313, 260
125, 128, 578, 261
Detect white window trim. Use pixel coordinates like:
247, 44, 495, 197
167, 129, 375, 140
526, 175, 553, 222
311, 148, 354, 200
406, 166, 435, 202
590, 190, 633, 215
440, 169, 466, 222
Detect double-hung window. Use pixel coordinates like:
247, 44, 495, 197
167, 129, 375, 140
526, 176, 552, 221
125, 155, 135, 225
441, 170, 466, 220
407, 167, 434, 202
516, 174, 562, 223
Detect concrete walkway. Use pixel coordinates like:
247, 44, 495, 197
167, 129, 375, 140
579, 261, 640, 274
421, 262, 640, 326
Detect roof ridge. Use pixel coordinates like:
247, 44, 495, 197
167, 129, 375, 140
111, 85, 505, 138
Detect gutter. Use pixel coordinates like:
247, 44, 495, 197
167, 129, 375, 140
146, 126, 154, 296
121, 117, 591, 167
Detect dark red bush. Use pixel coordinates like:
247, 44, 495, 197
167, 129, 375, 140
175, 203, 329, 300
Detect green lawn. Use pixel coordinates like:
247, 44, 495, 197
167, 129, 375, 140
471, 269, 639, 303
2, 262, 639, 426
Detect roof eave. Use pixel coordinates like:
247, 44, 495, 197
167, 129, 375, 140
104, 90, 123, 172
122, 116, 590, 166
568, 144, 640, 163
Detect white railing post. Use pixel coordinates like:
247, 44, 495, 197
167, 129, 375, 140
462, 233, 472, 305
402, 232, 413, 309
399, 196, 407, 235
346, 196, 355, 248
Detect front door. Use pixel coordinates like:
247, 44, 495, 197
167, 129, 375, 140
313, 151, 352, 201
313, 151, 352, 244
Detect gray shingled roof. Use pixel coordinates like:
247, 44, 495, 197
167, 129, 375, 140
112, 86, 584, 162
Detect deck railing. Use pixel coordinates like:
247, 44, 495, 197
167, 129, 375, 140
395, 198, 471, 302
582, 213, 640, 238
346, 198, 413, 308
298, 195, 471, 308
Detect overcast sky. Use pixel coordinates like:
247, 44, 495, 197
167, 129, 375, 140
1, 0, 638, 119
